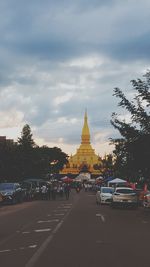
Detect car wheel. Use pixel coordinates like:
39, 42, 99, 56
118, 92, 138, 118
99, 198, 102, 205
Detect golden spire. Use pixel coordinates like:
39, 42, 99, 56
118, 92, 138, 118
81, 110, 90, 144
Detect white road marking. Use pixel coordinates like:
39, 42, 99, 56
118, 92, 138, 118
57, 205, 72, 208
96, 213, 105, 222
28, 245, 37, 249
25, 200, 74, 267
37, 219, 59, 223
60, 205, 72, 208
54, 209, 68, 212
57, 207, 70, 210
34, 228, 51, 233
61, 203, 72, 206
0, 249, 11, 253
54, 213, 65, 216
47, 214, 51, 216
0, 244, 37, 254
22, 231, 30, 234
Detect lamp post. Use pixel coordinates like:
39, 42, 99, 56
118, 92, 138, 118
49, 160, 58, 181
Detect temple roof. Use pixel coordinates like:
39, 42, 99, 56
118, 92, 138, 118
81, 110, 90, 144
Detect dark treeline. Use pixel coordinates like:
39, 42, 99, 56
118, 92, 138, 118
110, 71, 150, 183
0, 124, 68, 182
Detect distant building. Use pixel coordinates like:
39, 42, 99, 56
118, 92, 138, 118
60, 111, 102, 176
0, 136, 15, 146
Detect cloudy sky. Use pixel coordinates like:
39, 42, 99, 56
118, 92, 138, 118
0, 0, 150, 157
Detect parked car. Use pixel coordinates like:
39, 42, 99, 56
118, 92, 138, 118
0, 183, 24, 204
143, 192, 150, 208
0, 192, 3, 204
96, 187, 114, 204
111, 187, 138, 208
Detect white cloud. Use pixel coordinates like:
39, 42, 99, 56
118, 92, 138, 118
0, 0, 149, 157
0, 110, 24, 128
53, 92, 74, 106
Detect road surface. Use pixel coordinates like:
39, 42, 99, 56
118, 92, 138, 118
0, 190, 150, 267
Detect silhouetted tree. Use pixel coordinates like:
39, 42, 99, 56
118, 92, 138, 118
111, 71, 150, 182
0, 124, 68, 182
18, 124, 36, 148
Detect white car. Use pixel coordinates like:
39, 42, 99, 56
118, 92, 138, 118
96, 187, 114, 204
111, 187, 138, 208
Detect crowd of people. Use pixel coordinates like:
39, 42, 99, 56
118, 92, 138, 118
23, 180, 101, 202
35, 182, 71, 201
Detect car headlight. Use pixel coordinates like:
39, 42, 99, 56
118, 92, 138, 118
4, 191, 14, 196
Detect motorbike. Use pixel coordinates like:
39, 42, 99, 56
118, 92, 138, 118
76, 187, 80, 193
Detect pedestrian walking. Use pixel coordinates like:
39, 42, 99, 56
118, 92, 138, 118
41, 184, 47, 200
64, 183, 70, 200
47, 182, 52, 200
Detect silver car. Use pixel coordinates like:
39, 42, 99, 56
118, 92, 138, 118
111, 187, 138, 208
96, 187, 114, 204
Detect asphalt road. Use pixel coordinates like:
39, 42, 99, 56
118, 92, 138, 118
0, 190, 150, 267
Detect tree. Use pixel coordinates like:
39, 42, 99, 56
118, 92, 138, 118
18, 124, 36, 149
36, 146, 68, 178
94, 154, 114, 178
0, 124, 68, 181
111, 71, 150, 182
16, 124, 37, 179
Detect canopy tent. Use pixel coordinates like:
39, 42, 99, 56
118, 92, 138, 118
61, 176, 73, 183
108, 178, 127, 187
103, 176, 114, 183
96, 176, 103, 180
74, 174, 89, 182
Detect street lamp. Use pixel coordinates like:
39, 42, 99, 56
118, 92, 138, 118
49, 160, 58, 180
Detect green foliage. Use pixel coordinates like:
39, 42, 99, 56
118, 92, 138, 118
93, 154, 114, 178
18, 124, 35, 148
0, 125, 68, 182
111, 71, 150, 182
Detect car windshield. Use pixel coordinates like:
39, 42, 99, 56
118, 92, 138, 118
116, 189, 136, 194
0, 183, 15, 190
101, 188, 114, 193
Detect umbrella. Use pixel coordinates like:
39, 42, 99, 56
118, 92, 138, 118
61, 176, 73, 183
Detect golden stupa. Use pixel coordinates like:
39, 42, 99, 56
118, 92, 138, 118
60, 111, 102, 175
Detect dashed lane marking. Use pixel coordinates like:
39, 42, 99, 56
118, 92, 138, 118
29, 245, 37, 249
96, 213, 105, 222
0, 244, 37, 253
34, 229, 51, 233
0, 249, 11, 253
54, 213, 65, 216
19, 229, 52, 234
25, 200, 75, 267
37, 219, 59, 223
